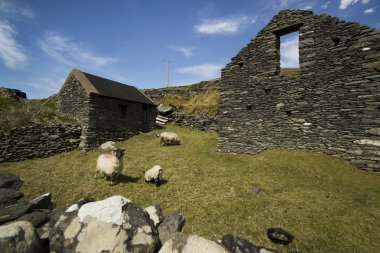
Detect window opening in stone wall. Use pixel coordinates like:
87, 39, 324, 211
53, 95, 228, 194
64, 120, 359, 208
119, 105, 127, 118
332, 37, 340, 46
279, 31, 300, 77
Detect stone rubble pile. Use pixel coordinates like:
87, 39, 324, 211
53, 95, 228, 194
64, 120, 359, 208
0, 173, 294, 253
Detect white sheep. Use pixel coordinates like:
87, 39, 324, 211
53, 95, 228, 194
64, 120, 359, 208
160, 132, 180, 146
95, 148, 125, 185
144, 165, 163, 186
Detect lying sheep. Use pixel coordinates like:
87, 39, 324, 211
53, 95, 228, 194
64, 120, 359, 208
160, 132, 180, 146
95, 148, 125, 185
144, 165, 163, 186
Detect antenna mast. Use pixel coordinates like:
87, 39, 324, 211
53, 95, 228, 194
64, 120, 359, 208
163, 59, 172, 87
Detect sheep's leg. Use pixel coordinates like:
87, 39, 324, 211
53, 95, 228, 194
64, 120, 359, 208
155, 178, 160, 187
109, 173, 118, 185
94, 170, 100, 179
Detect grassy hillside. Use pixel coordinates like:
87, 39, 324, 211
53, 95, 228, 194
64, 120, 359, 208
0, 124, 379, 252
0, 91, 76, 130
149, 79, 220, 116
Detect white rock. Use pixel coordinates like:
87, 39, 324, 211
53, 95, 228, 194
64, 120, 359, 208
159, 233, 228, 253
78, 195, 131, 225
353, 139, 380, 147
145, 205, 163, 226
66, 204, 79, 212
99, 141, 116, 150
0, 221, 42, 253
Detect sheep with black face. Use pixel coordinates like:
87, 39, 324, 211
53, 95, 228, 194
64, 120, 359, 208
95, 148, 125, 185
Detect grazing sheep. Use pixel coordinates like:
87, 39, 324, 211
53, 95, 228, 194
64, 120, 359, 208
144, 165, 163, 186
160, 132, 180, 146
95, 148, 125, 185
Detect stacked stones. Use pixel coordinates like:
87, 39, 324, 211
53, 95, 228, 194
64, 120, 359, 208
174, 112, 218, 131
218, 9, 380, 172
0, 124, 81, 162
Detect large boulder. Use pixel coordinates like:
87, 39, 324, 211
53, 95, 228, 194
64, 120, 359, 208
145, 205, 164, 227
99, 141, 116, 150
0, 203, 33, 225
0, 188, 24, 207
159, 232, 229, 253
158, 105, 175, 116
0, 173, 23, 190
0, 221, 43, 253
157, 213, 186, 244
49, 195, 160, 253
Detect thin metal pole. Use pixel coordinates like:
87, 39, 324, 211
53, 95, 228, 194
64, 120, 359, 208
163, 59, 172, 87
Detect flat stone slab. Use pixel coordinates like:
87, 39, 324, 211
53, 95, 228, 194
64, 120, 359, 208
0, 173, 23, 190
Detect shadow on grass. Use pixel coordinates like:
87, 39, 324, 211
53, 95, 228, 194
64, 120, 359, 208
144, 179, 169, 187
118, 174, 141, 183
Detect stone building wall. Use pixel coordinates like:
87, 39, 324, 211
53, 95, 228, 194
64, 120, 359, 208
81, 94, 157, 149
0, 125, 81, 162
56, 75, 89, 124
218, 10, 380, 172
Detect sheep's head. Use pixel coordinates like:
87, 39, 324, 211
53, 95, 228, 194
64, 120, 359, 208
112, 148, 125, 159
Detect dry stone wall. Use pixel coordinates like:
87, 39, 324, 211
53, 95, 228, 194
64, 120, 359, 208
218, 10, 380, 172
0, 125, 81, 162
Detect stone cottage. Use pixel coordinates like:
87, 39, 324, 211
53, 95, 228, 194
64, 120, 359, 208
218, 10, 380, 172
57, 69, 157, 149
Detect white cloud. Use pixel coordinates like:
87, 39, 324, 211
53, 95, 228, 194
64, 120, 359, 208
170, 46, 195, 57
0, 20, 27, 69
175, 64, 222, 79
321, 1, 330, 9
362, 0, 370, 4
339, 0, 359, 9
280, 36, 299, 68
27, 77, 65, 93
301, 5, 313, 10
364, 7, 375, 13
39, 32, 117, 67
0, 0, 34, 18
195, 16, 255, 35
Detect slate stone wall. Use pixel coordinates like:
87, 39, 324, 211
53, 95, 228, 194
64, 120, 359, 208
0, 125, 81, 162
81, 94, 157, 149
56, 74, 89, 124
218, 10, 380, 172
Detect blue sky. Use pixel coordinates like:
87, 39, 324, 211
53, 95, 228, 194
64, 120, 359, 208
1, 0, 379, 99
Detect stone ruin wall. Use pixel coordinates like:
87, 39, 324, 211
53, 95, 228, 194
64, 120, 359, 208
0, 125, 81, 162
218, 10, 380, 172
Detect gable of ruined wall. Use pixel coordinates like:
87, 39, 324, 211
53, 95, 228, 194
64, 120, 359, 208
218, 10, 380, 172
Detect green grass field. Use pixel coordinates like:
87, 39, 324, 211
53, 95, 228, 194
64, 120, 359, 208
0, 124, 379, 252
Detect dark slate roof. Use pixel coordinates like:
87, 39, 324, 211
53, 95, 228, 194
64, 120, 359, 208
72, 69, 155, 106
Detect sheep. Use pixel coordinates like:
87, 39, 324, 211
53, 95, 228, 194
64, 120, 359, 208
144, 165, 163, 186
160, 132, 180, 146
95, 148, 125, 185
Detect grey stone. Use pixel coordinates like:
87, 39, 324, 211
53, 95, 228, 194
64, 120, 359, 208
16, 210, 49, 228
0, 221, 43, 253
250, 186, 261, 194
221, 234, 260, 253
30, 192, 54, 210
0, 188, 23, 207
145, 205, 164, 227
50, 195, 159, 253
0, 173, 23, 190
158, 213, 186, 244
159, 232, 229, 253
0, 203, 33, 225
99, 141, 116, 150
158, 104, 175, 116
